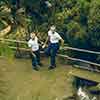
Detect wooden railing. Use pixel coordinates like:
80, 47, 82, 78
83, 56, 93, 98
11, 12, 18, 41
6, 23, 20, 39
0, 38, 100, 72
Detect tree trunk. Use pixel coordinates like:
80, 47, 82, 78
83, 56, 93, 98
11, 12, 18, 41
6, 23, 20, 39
0, 25, 11, 37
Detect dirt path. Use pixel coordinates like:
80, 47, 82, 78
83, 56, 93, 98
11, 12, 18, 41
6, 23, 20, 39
0, 57, 73, 100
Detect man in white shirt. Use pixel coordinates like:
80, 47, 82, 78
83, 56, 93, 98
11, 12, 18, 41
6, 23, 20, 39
43, 25, 64, 70
28, 32, 41, 71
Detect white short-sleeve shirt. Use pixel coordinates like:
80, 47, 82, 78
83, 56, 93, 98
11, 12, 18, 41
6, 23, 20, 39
28, 37, 39, 51
48, 30, 62, 43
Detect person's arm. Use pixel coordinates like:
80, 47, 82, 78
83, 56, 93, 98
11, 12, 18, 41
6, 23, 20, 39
30, 48, 36, 57
28, 40, 36, 57
57, 33, 64, 47
60, 38, 64, 47
59, 38, 64, 50
36, 35, 44, 46
44, 36, 49, 45
57, 33, 64, 49
42, 36, 50, 48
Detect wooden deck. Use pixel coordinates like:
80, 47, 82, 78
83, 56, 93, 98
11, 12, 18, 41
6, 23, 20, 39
70, 67, 100, 83
0, 57, 74, 100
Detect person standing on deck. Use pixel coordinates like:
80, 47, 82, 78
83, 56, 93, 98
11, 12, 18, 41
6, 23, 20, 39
42, 25, 64, 70
28, 32, 42, 71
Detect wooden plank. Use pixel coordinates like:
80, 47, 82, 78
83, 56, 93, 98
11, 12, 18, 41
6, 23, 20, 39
70, 68, 100, 83
3, 46, 100, 68
8, 46, 30, 51
58, 54, 100, 67
63, 46, 100, 55
0, 38, 27, 44
1, 38, 100, 55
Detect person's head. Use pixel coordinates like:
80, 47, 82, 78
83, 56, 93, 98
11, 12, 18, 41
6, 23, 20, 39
50, 25, 56, 33
31, 32, 36, 40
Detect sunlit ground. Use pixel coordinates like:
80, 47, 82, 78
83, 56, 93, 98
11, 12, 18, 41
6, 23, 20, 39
0, 57, 73, 100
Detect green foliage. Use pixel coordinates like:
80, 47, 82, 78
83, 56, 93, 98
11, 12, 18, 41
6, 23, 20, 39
0, 21, 5, 31
66, 21, 87, 48
0, 0, 100, 62
88, 0, 100, 48
0, 42, 14, 58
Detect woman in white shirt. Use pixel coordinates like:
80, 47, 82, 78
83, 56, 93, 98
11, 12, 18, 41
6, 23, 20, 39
28, 32, 42, 71
43, 25, 64, 70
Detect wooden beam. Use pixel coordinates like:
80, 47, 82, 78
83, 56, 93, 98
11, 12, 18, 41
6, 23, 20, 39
0, 26, 11, 37
63, 46, 100, 55
7, 46, 100, 67
58, 54, 100, 67
69, 68, 100, 83
0, 38, 27, 44
1, 38, 100, 55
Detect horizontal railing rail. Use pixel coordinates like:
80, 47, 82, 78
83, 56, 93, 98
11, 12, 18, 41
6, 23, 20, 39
0, 38, 100, 70
1, 38, 100, 55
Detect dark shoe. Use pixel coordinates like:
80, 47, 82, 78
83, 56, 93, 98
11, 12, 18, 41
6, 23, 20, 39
38, 63, 43, 67
48, 66, 55, 70
54, 65, 56, 68
33, 67, 39, 71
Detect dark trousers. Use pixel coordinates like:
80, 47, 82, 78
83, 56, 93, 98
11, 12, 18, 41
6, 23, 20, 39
45, 43, 59, 67
32, 50, 40, 68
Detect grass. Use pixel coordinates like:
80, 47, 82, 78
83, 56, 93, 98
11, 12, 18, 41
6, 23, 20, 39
0, 57, 73, 100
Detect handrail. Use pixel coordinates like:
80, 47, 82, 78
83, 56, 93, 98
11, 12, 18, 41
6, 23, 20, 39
0, 38, 27, 44
0, 38, 100, 55
7, 46, 100, 67
58, 54, 100, 67
63, 47, 100, 55
0, 38, 100, 68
